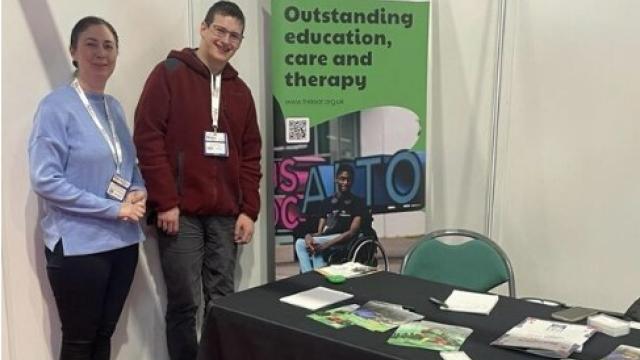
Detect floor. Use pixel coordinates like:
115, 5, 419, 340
275, 236, 420, 280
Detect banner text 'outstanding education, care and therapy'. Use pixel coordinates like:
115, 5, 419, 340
280, 6, 415, 91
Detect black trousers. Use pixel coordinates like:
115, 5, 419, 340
46, 241, 138, 360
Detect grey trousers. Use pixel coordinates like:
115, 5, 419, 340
157, 215, 237, 360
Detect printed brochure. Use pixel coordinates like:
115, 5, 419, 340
349, 300, 423, 332
307, 304, 359, 329
387, 320, 473, 351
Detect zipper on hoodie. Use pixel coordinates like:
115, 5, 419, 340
176, 151, 184, 195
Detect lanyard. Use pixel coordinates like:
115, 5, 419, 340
210, 73, 222, 131
71, 79, 123, 174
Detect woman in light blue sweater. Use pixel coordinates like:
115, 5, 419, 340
28, 16, 145, 360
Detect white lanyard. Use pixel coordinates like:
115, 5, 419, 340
210, 73, 222, 131
71, 79, 123, 174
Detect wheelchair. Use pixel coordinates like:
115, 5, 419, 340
322, 210, 389, 271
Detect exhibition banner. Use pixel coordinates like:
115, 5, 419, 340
272, 0, 429, 236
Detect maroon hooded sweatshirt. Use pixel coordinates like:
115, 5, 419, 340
134, 48, 262, 220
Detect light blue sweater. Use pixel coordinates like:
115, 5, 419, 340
29, 85, 145, 256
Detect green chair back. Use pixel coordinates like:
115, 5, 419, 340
400, 229, 516, 297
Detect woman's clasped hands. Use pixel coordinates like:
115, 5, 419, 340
118, 190, 147, 222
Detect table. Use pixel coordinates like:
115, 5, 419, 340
198, 271, 640, 360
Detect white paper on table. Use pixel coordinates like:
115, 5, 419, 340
630, 321, 640, 330
441, 290, 499, 315
440, 351, 472, 360
315, 261, 377, 278
279, 286, 353, 311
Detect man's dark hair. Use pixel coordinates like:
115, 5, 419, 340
204, 1, 245, 28
335, 163, 354, 180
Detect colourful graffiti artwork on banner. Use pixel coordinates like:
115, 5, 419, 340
274, 151, 425, 233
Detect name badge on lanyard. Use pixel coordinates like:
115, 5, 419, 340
204, 131, 228, 156
71, 79, 130, 201
204, 73, 229, 157
106, 174, 131, 202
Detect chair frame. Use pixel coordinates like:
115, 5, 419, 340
400, 229, 516, 297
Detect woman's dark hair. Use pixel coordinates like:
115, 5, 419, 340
204, 1, 245, 29
70, 16, 119, 68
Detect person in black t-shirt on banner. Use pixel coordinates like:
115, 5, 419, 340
295, 163, 367, 273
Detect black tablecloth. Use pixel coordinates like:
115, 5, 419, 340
198, 271, 640, 360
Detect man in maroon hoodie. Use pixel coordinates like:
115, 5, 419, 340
133, 2, 261, 359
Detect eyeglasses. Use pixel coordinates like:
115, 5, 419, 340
210, 24, 243, 45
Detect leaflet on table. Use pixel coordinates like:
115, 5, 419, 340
279, 286, 353, 310
495, 336, 579, 358
387, 320, 473, 351
441, 290, 499, 315
349, 300, 424, 332
491, 317, 596, 358
602, 345, 640, 360
315, 262, 378, 279
307, 304, 359, 329
440, 351, 472, 360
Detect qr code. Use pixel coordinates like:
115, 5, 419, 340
285, 117, 310, 144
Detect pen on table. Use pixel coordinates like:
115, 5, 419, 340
429, 297, 448, 308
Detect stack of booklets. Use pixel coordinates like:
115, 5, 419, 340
602, 345, 640, 359
441, 290, 499, 315
491, 317, 596, 358
315, 261, 378, 278
588, 314, 630, 337
308, 300, 423, 332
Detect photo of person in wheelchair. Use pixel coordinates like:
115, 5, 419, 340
295, 163, 367, 273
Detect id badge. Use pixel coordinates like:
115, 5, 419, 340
204, 131, 229, 157
106, 174, 131, 202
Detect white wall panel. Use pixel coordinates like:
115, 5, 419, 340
427, 0, 498, 232
494, 0, 640, 311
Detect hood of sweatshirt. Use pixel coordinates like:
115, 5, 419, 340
167, 48, 239, 81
